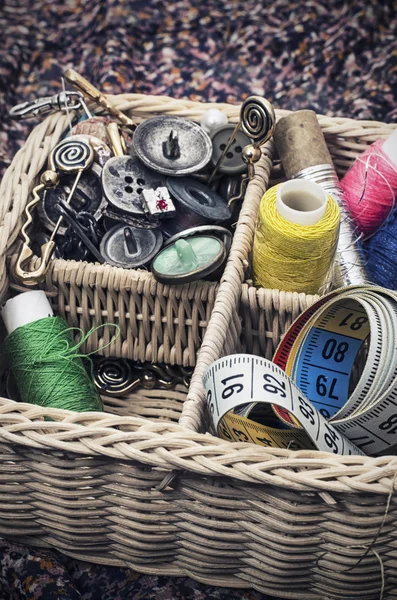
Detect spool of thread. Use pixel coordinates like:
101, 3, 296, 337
252, 180, 340, 294
274, 110, 368, 287
1, 291, 103, 412
366, 209, 397, 289
340, 129, 397, 238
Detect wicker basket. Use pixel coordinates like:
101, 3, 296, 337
1, 95, 397, 600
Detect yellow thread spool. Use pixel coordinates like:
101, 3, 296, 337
253, 181, 340, 294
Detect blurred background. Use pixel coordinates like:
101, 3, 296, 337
0, 0, 396, 174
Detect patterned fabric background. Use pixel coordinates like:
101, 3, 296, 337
0, 0, 396, 174
0, 0, 396, 598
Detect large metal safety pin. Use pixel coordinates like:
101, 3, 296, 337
9, 91, 91, 120
64, 68, 136, 128
208, 96, 276, 186
14, 139, 94, 286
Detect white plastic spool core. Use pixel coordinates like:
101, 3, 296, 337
276, 180, 328, 226
1, 291, 54, 335
382, 129, 397, 167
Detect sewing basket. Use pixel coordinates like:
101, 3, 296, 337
0, 94, 396, 600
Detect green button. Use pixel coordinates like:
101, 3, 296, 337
152, 235, 226, 284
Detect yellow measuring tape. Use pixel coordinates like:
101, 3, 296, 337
203, 286, 397, 456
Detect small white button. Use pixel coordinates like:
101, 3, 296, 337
200, 109, 228, 137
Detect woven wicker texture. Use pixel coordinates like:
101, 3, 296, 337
1, 95, 397, 599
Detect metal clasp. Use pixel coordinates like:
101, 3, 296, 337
9, 91, 87, 119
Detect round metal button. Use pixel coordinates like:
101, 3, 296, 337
166, 177, 232, 222
102, 156, 166, 216
133, 116, 213, 176
210, 125, 252, 175
100, 224, 163, 269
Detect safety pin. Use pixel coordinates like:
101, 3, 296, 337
9, 91, 91, 119
14, 139, 95, 286
208, 96, 275, 186
64, 68, 136, 128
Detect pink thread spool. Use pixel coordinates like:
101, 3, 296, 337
341, 129, 397, 238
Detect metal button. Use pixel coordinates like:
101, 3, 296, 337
100, 224, 163, 268
102, 156, 166, 216
210, 125, 252, 175
133, 116, 213, 176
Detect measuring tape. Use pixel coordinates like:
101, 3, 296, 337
203, 286, 397, 456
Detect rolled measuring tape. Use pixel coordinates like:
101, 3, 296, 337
203, 286, 397, 456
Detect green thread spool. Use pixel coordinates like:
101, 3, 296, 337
1, 292, 103, 412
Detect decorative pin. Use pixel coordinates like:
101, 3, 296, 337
208, 96, 275, 186
40, 160, 105, 235
14, 139, 94, 285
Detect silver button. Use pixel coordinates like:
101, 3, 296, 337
102, 156, 166, 216
133, 116, 213, 176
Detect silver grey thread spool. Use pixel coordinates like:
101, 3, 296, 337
273, 110, 368, 288
295, 164, 367, 287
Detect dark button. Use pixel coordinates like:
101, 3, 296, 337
211, 125, 252, 175
100, 224, 163, 269
166, 177, 232, 222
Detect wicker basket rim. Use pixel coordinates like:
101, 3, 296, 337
1, 93, 397, 492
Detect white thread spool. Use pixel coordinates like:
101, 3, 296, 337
276, 180, 328, 226
1, 291, 54, 335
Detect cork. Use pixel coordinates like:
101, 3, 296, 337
274, 110, 334, 179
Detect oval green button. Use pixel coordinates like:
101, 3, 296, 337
152, 235, 226, 284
